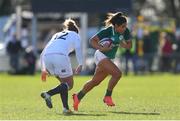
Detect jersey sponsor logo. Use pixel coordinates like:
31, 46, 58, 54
61, 69, 66, 73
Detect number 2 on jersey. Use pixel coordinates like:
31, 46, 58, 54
55, 32, 68, 40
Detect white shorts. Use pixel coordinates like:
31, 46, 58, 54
94, 50, 108, 65
43, 53, 73, 78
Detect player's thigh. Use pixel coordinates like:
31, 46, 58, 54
91, 65, 109, 84
98, 58, 121, 76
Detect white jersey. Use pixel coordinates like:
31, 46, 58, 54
41, 30, 83, 71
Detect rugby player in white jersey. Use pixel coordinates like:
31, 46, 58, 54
40, 18, 83, 115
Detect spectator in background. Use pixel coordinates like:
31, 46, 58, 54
173, 35, 180, 73
143, 30, 154, 73
6, 34, 22, 74
19, 46, 36, 75
160, 33, 173, 72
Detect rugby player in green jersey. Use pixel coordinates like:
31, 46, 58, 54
73, 12, 132, 111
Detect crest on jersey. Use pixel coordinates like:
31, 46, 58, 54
119, 35, 124, 40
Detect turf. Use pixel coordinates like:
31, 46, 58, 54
0, 73, 180, 120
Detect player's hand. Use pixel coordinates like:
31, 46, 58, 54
41, 71, 48, 82
120, 41, 132, 49
74, 65, 82, 75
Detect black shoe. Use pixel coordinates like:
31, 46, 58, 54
41, 92, 53, 109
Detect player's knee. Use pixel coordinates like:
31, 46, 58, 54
112, 70, 122, 80
61, 82, 73, 91
65, 81, 73, 90
67, 83, 73, 90
58, 83, 68, 94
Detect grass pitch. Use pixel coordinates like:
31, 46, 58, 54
0, 73, 180, 120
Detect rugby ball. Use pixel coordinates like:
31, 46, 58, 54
99, 38, 113, 47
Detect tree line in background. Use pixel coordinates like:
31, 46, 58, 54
132, 0, 180, 26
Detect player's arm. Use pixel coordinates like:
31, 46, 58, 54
74, 35, 83, 74
40, 52, 48, 82
74, 47, 83, 74
89, 35, 102, 50
120, 28, 132, 49
120, 40, 132, 49
90, 35, 112, 52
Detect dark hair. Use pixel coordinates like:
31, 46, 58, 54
104, 12, 127, 27
63, 18, 79, 33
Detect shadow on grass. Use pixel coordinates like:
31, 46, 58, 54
72, 113, 107, 116
110, 111, 160, 115
56, 112, 106, 116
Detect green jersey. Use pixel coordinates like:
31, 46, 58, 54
96, 26, 131, 59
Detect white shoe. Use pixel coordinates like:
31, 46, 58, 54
63, 108, 73, 115
41, 92, 53, 108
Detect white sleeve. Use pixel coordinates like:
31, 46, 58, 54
74, 35, 83, 65
40, 50, 46, 71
